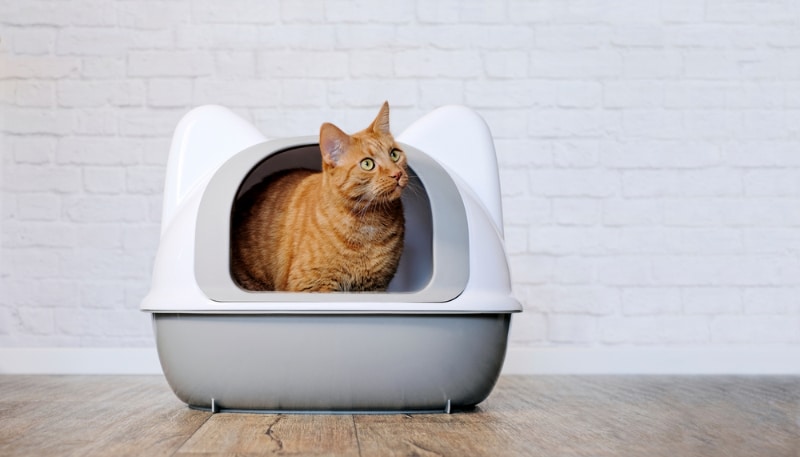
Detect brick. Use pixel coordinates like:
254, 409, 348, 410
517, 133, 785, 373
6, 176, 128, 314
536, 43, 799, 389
528, 109, 620, 138
621, 50, 681, 78
3, 164, 82, 193
123, 225, 160, 253
83, 167, 126, 194
176, 24, 261, 50
18, 308, 55, 335
73, 109, 119, 135
76, 225, 123, 250
281, 0, 325, 23
418, 81, 466, 109
683, 287, 742, 315
484, 51, 528, 79
554, 256, 596, 284
744, 228, 800, 254
711, 316, 800, 344
325, 0, 414, 23
128, 51, 214, 77
744, 170, 800, 196
595, 256, 652, 286
17, 194, 60, 221
508, 311, 547, 344
536, 25, 610, 50
11, 137, 56, 164
257, 51, 349, 79
663, 197, 800, 227
553, 286, 619, 315
507, 0, 563, 23
743, 287, 800, 314
80, 282, 126, 309
651, 255, 793, 286
193, 0, 280, 24
508, 254, 554, 284
611, 26, 664, 47
118, 1, 190, 29
0, 56, 80, 79
2, 222, 76, 248
622, 169, 742, 198
214, 51, 257, 78
548, 315, 597, 344
528, 227, 604, 255
662, 82, 728, 109
723, 141, 800, 167
601, 316, 709, 344
348, 51, 394, 78
126, 166, 165, 195
395, 50, 482, 78
553, 198, 602, 225
494, 139, 553, 167
621, 109, 683, 139
57, 137, 142, 165
56, 28, 132, 56
147, 79, 192, 108
603, 198, 662, 226
14, 81, 54, 107
660, 0, 705, 23
604, 81, 663, 108
603, 141, 721, 169
528, 169, 619, 197
335, 25, 399, 50
2, 249, 60, 279
466, 81, 553, 108
10, 28, 55, 55
663, 228, 743, 254
481, 110, 533, 140
81, 57, 127, 79
193, 80, 281, 107
552, 140, 600, 168
555, 81, 602, 108
622, 287, 682, 315
3, 108, 73, 135
683, 51, 740, 79
328, 80, 417, 108
118, 109, 183, 137
64, 196, 148, 223
58, 80, 145, 108
529, 50, 622, 78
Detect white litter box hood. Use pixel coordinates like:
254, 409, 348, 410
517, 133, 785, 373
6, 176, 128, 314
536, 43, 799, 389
141, 105, 520, 314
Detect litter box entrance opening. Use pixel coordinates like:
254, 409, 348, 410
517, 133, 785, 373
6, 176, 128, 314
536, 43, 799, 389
230, 144, 434, 294
194, 138, 469, 303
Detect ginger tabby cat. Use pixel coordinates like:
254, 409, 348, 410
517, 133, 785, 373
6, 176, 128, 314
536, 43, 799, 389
231, 102, 408, 292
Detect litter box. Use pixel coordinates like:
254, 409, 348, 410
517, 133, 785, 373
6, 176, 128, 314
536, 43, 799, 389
141, 104, 522, 413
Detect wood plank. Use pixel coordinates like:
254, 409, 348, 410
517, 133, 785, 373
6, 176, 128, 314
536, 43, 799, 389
175, 413, 360, 457
0, 375, 210, 457
1, 375, 799, 457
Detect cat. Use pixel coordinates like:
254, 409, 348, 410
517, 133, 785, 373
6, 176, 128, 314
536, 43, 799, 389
231, 102, 408, 292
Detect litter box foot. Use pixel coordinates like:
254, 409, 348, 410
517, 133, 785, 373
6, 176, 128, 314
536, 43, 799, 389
445, 399, 451, 414
211, 398, 219, 414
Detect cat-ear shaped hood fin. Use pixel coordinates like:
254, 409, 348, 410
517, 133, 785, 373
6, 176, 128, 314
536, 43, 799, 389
320, 122, 350, 167
369, 101, 391, 135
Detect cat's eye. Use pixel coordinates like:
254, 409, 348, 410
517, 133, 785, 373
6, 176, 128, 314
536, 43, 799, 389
389, 148, 401, 162
360, 158, 375, 171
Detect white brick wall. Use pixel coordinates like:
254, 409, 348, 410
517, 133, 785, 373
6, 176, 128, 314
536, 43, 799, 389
2, 0, 800, 362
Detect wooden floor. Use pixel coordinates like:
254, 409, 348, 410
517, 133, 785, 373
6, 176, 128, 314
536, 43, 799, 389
0, 375, 798, 456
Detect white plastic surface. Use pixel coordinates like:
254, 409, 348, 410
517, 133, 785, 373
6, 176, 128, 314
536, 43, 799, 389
142, 105, 521, 314
397, 105, 504, 237
161, 105, 266, 236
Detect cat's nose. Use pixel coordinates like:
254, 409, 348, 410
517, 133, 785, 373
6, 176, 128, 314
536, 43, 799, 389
391, 170, 404, 182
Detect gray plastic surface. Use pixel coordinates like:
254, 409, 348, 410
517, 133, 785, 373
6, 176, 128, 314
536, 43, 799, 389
154, 313, 511, 413
194, 137, 469, 302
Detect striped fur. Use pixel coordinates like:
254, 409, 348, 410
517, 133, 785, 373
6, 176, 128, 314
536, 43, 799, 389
231, 102, 407, 292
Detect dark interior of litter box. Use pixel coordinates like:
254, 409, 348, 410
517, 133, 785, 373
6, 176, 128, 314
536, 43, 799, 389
231, 145, 434, 293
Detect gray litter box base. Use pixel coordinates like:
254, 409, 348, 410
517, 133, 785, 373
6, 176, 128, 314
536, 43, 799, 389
153, 313, 511, 413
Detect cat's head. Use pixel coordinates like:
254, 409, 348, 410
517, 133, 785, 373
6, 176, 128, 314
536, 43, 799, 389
319, 101, 409, 206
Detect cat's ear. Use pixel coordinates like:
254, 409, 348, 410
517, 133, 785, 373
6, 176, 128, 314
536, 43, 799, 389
320, 122, 350, 167
369, 101, 391, 135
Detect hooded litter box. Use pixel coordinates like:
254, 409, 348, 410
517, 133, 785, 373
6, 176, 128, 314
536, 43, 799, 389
141, 104, 521, 413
